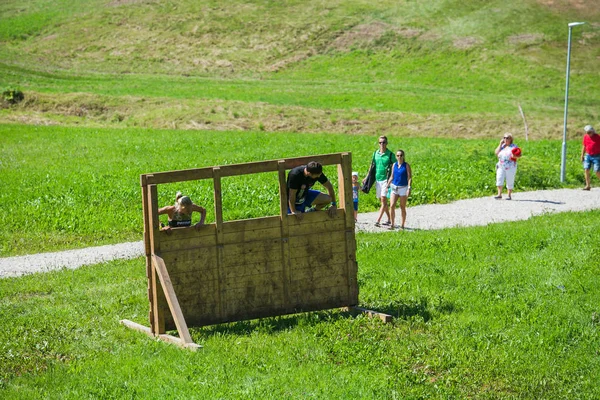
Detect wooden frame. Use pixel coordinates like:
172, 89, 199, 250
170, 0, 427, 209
122, 153, 360, 349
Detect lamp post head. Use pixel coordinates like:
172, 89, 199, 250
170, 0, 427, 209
568, 22, 585, 27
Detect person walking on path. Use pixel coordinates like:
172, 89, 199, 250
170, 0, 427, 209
387, 150, 412, 230
363, 135, 394, 227
287, 161, 337, 220
581, 125, 600, 191
494, 133, 521, 200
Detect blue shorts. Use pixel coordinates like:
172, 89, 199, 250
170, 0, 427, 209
289, 189, 321, 213
583, 154, 600, 172
353, 201, 358, 211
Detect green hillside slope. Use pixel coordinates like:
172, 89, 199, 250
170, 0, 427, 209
1, 0, 598, 137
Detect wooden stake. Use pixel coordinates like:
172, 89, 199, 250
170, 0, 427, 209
342, 306, 393, 323
518, 104, 529, 141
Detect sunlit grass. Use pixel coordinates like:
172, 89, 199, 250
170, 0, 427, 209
0, 123, 586, 256
1, 211, 598, 398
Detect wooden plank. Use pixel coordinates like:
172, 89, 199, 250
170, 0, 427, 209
221, 215, 281, 234
165, 259, 219, 281
120, 319, 202, 351
184, 305, 282, 327
222, 225, 282, 245
288, 213, 346, 235
291, 270, 347, 290
339, 152, 355, 229
281, 153, 342, 170
290, 285, 349, 307
222, 271, 282, 290
144, 169, 214, 185
160, 247, 218, 265
221, 259, 284, 279
212, 166, 225, 322
170, 271, 219, 290
342, 307, 393, 323
213, 167, 223, 236
345, 230, 359, 304
289, 261, 347, 281
152, 254, 195, 345
287, 231, 347, 249
278, 160, 291, 308
159, 235, 217, 253
140, 175, 154, 333
288, 247, 348, 264
142, 153, 342, 184
221, 248, 282, 268
220, 238, 282, 258
222, 286, 285, 316
147, 184, 166, 335
158, 223, 217, 242
219, 160, 279, 177
169, 284, 219, 304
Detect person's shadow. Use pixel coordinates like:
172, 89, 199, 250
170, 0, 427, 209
513, 199, 564, 205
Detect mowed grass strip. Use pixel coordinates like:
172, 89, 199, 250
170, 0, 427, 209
0, 210, 598, 398
0, 124, 586, 256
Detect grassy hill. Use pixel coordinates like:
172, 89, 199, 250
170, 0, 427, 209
1, 0, 598, 138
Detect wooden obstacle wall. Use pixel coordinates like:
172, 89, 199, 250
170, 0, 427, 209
136, 153, 358, 346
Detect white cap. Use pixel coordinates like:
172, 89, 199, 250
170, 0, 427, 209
352, 171, 358, 177
584, 125, 595, 133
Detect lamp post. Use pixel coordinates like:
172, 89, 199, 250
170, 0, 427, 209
561, 21, 585, 182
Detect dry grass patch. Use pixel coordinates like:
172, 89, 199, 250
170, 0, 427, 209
507, 33, 544, 45
453, 36, 483, 49
0, 91, 572, 140
536, 0, 600, 16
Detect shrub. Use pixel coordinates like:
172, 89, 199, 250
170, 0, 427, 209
2, 88, 24, 104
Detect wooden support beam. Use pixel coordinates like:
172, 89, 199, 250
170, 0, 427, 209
152, 254, 196, 345
338, 152, 355, 229
147, 184, 165, 334
140, 175, 155, 333
213, 167, 225, 321
278, 160, 291, 309
120, 319, 202, 351
342, 306, 393, 323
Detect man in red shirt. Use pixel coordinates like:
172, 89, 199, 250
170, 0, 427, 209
581, 125, 600, 190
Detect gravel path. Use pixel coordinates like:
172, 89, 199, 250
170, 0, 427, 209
1, 188, 599, 279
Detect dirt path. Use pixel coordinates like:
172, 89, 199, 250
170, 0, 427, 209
1, 188, 599, 278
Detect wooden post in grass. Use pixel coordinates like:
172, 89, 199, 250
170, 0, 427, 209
122, 153, 390, 350
518, 104, 529, 141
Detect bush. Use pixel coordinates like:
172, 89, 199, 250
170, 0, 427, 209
2, 88, 24, 104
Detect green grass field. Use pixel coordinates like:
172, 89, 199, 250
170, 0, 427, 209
0, 123, 586, 257
1, 0, 599, 137
1, 211, 599, 398
1, 0, 600, 397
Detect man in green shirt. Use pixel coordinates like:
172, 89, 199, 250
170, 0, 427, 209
366, 135, 394, 227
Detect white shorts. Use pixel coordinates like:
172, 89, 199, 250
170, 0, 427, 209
375, 180, 389, 198
496, 166, 517, 189
390, 184, 408, 197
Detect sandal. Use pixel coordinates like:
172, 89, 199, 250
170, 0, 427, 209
389, 225, 395, 230
583, 187, 591, 191
493, 195, 502, 200
506, 196, 511, 200
374, 222, 381, 227
382, 221, 391, 226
